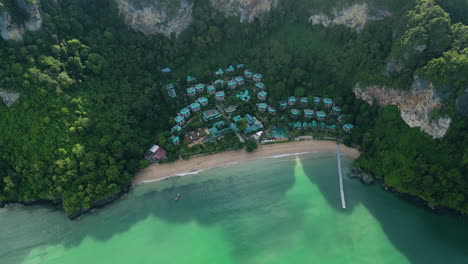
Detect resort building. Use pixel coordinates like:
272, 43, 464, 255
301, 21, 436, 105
332, 106, 341, 114
161, 68, 171, 73
166, 83, 176, 98
236, 90, 251, 102
225, 105, 237, 114
268, 106, 277, 115
279, 101, 287, 109
215, 91, 225, 101
215, 79, 225, 88
232, 115, 242, 123
203, 109, 222, 121
313, 97, 321, 105
171, 135, 180, 145
226, 65, 235, 73
207, 85, 216, 95
180, 107, 191, 118
214, 68, 224, 76
187, 75, 197, 83
195, 83, 205, 94
328, 124, 337, 132
245, 114, 263, 134
175, 115, 185, 126
317, 111, 327, 120
343, 123, 354, 133
257, 91, 267, 101
290, 108, 300, 118
190, 102, 201, 112
338, 114, 344, 122
244, 69, 253, 78
304, 109, 314, 119
144, 145, 167, 162
288, 96, 296, 106
320, 122, 326, 130
198, 97, 208, 106
255, 82, 265, 90
294, 122, 302, 130
228, 79, 237, 89
323, 98, 333, 108
171, 125, 182, 134
257, 103, 267, 112
187, 87, 196, 97
235, 76, 245, 85
300, 97, 308, 106
311, 120, 318, 128
253, 73, 263, 82
303, 122, 309, 129
236, 64, 245, 69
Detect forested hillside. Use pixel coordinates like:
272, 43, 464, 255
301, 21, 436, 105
0, 0, 466, 215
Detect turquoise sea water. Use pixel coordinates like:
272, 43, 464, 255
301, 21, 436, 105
1, 153, 467, 264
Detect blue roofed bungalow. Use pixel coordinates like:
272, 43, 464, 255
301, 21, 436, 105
171, 125, 182, 133
198, 97, 208, 106
253, 73, 263, 82
226, 65, 235, 72
332, 106, 341, 113
300, 97, 308, 105
288, 96, 297, 106
311, 120, 318, 128
320, 122, 326, 129
236, 64, 245, 69
232, 115, 242, 123
257, 103, 267, 112
268, 106, 277, 115
187, 75, 197, 83
244, 69, 253, 78
327, 124, 337, 131
180, 107, 191, 117
343, 123, 354, 133
225, 105, 237, 114
166, 83, 176, 98
207, 85, 216, 95
303, 122, 309, 129
323, 98, 333, 107
313, 97, 321, 104
171, 135, 180, 145
257, 91, 267, 101
304, 109, 314, 119
203, 109, 221, 121
214, 79, 225, 87
290, 108, 300, 118
236, 90, 250, 102
187, 87, 196, 97
190, 102, 201, 112
175, 115, 185, 125
195, 83, 205, 93
228, 79, 237, 89
235, 76, 245, 85
161, 67, 172, 73
317, 111, 327, 120
279, 101, 287, 109
255, 82, 265, 90
294, 122, 302, 130
214, 68, 224, 76
215, 90, 225, 101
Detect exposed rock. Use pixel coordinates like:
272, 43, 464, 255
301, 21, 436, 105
210, 0, 278, 23
0, 88, 21, 107
361, 173, 374, 184
354, 78, 451, 139
0, 10, 24, 41
16, 0, 43, 31
0, 0, 42, 41
351, 169, 374, 184
309, 3, 392, 31
114, 0, 193, 37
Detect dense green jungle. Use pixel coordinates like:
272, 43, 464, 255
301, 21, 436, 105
0, 0, 466, 216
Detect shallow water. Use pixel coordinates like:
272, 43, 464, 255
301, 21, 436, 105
1, 153, 467, 264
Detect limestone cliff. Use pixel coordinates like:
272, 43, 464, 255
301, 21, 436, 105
0, 88, 20, 107
0, 0, 42, 41
309, 2, 392, 31
210, 0, 278, 22
114, 0, 193, 37
354, 79, 451, 139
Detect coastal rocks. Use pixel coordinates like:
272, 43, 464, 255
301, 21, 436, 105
351, 169, 374, 184
0, 0, 42, 41
0, 88, 20, 107
354, 79, 451, 139
210, 0, 278, 23
114, 0, 193, 37
309, 3, 392, 31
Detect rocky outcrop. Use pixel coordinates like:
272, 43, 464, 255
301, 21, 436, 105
210, 0, 278, 22
309, 3, 392, 31
350, 169, 374, 184
0, 88, 20, 107
0, 0, 42, 41
354, 79, 451, 139
114, 0, 193, 37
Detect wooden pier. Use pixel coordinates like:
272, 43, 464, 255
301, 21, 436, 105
336, 143, 346, 209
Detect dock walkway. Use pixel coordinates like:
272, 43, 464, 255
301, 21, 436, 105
336, 143, 346, 209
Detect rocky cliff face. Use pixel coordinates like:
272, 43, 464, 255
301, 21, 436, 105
114, 0, 193, 37
354, 79, 451, 139
0, 0, 42, 41
309, 3, 392, 31
0, 88, 20, 107
210, 0, 278, 22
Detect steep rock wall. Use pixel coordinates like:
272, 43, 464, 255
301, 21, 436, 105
0, 88, 20, 107
0, 0, 42, 41
114, 0, 193, 37
210, 0, 278, 22
354, 80, 451, 139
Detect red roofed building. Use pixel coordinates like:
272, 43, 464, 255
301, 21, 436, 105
144, 145, 167, 162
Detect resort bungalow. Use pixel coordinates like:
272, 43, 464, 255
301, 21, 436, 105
288, 96, 297, 106
236, 64, 245, 69
279, 101, 287, 109
343, 123, 354, 133
320, 122, 326, 130
235, 76, 245, 86
245, 114, 264, 134
214, 68, 224, 76
257, 103, 267, 112
257, 91, 268, 101
144, 145, 167, 162
232, 115, 242, 123
187, 75, 197, 83
255, 82, 265, 90
323, 98, 333, 108
228, 79, 237, 89
290, 108, 300, 118
332, 106, 341, 114
203, 109, 222, 121
268, 106, 277, 115
300, 97, 308, 106
294, 122, 302, 130
187, 87, 196, 97
207, 85, 216, 95
327, 124, 337, 132
161, 68, 172, 73
215, 91, 225, 101
171, 125, 182, 134
304, 109, 314, 119
253, 73, 263, 82
175, 115, 185, 126
311, 120, 318, 128
225, 105, 237, 114
237, 90, 250, 102
171, 135, 180, 145
313, 97, 321, 105
226, 65, 235, 73
166, 83, 176, 98
180, 107, 191, 118
198, 97, 208, 106
244, 69, 253, 78
303, 122, 309, 129
317, 111, 327, 120
190, 102, 201, 112
215, 79, 225, 88
195, 83, 205, 94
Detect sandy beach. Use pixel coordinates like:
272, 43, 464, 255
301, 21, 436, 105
133, 140, 360, 185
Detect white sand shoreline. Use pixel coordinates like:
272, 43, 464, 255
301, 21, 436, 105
133, 140, 360, 185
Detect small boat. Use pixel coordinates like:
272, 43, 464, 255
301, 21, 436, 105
175, 194, 181, 201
